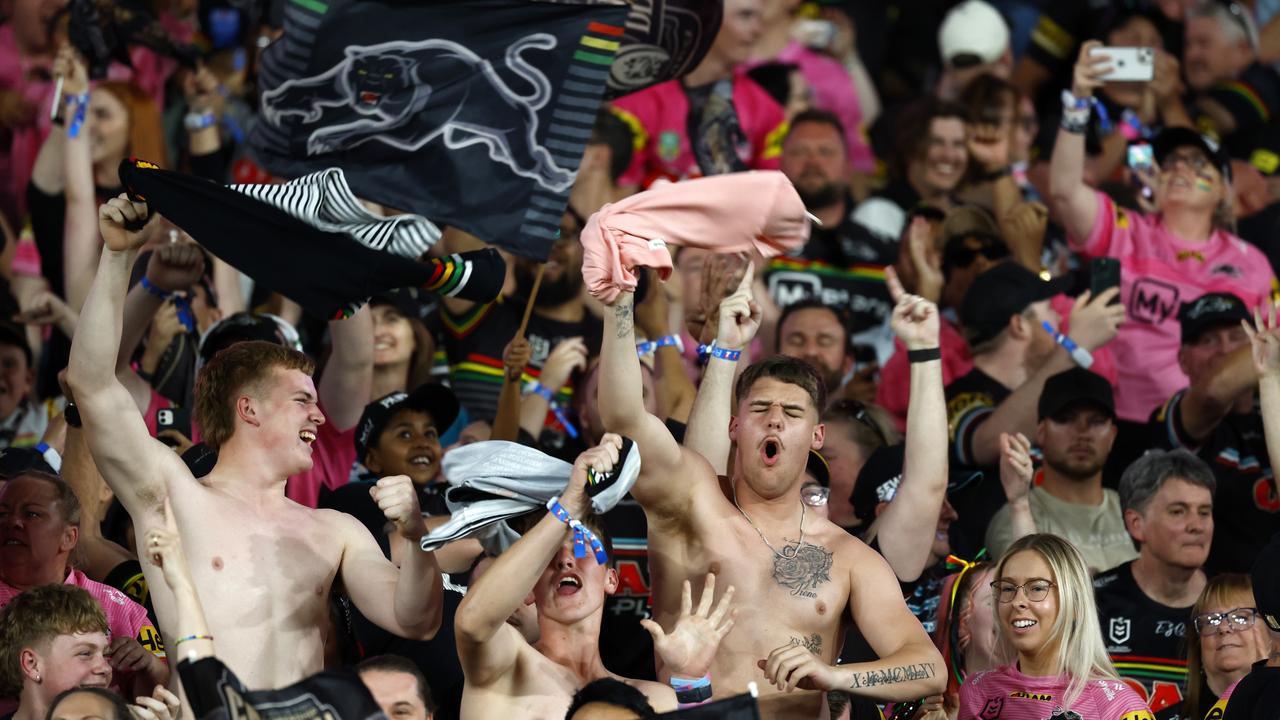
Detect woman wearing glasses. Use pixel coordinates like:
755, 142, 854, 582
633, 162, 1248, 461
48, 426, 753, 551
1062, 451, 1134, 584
1048, 39, 1275, 429
1182, 574, 1269, 719
958, 533, 1155, 719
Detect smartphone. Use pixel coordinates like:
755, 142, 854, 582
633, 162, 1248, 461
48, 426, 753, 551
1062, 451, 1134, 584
1127, 143, 1154, 172
793, 19, 835, 50
887, 699, 923, 720
1089, 46, 1155, 82
1090, 257, 1121, 304
156, 407, 192, 446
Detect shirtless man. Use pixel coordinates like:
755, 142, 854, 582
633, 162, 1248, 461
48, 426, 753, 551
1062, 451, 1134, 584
598, 267, 946, 717
454, 434, 736, 719
67, 196, 444, 689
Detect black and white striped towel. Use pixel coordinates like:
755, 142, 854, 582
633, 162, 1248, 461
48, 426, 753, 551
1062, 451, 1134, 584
230, 168, 440, 259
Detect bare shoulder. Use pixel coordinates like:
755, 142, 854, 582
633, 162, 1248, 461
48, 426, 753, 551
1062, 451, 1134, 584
626, 678, 676, 710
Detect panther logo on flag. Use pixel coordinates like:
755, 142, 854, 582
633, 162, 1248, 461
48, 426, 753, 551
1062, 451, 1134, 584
262, 34, 575, 192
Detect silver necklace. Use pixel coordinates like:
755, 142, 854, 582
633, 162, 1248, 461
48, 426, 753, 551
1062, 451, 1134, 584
732, 484, 806, 558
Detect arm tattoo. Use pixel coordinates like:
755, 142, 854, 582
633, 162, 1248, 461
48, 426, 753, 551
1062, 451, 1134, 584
790, 633, 822, 654
614, 303, 633, 339
847, 662, 936, 690
771, 541, 833, 598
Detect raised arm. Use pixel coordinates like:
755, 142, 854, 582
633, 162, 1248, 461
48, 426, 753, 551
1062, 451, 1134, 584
758, 546, 945, 702
868, 268, 947, 583
454, 438, 617, 685
685, 265, 759, 473
599, 290, 693, 519
338, 474, 443, 641
965, 289, 1123, 467
1177, 346, 1258, 443
62, 56, 99, 314
1048, 41, 1109, 245
66, 196, 195, 518
491, 336, 531, 442
633, 272, 696, 424
1244, 305, 1280, 484
318, 306, 374, 430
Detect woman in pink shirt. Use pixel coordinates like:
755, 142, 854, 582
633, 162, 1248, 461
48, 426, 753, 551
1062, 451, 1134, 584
1049, 41, 1277, 423
958, 534, 1154, 719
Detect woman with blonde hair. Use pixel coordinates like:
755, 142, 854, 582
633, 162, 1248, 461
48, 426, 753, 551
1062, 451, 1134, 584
958, 534, 1154, 719
1182, 574, 1269, 719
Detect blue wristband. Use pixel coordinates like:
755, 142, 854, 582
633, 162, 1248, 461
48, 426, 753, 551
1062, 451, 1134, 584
1041, 321, 1094, 369
636, 334, 683, 357
697, 342, 742, 362
525, 382, 580, 439
66, 93, 89, 139
140, 276, 173, 300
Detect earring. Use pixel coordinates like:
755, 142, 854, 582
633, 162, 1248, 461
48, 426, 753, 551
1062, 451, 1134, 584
33, 674, 40, 683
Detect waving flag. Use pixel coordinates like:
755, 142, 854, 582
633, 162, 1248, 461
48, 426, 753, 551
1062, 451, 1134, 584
248, 0, 628, 260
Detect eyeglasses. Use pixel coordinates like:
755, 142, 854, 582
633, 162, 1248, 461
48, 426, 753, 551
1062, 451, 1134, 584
801, 485, 830, 507
990, 580, 1056, 604
1162, 151, 1213, 176
1194, 607, 1258, 635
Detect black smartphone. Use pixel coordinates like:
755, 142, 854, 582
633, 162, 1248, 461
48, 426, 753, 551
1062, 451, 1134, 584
156, 407, 192, 445
1090, 257, 1121, 304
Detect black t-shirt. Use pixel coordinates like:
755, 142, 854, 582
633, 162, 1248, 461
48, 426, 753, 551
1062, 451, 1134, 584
1093, 561, 1193, 716
1223, 660, 1280, 720
1200, 63, 1280, 152
178, 656, 385, 720
599, 497, 657, 681
764, 197, 896, 340
440, 297, 601, 424
1147, 390, 1280, 574
944, 367, 1010, 555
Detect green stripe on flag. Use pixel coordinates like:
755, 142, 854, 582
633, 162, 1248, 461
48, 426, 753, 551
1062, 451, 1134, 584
573, 50, 615, 65
290, 0, 327, 13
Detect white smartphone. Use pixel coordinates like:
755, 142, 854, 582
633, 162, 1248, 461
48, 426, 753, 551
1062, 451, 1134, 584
793, 19, 835, 50
1089, 46, 1155, 82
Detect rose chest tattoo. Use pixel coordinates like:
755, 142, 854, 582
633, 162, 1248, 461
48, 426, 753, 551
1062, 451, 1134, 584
772, 540, 833, 598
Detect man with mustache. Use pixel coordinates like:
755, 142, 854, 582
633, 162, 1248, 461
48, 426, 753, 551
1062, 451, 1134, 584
985, 367, 1136, 573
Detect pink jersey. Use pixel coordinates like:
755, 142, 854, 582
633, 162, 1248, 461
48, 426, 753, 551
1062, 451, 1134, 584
769, 41, 876, 173
610, 71, 786, 189
1072, 192, 1276, 422
959, 665, 1155, 719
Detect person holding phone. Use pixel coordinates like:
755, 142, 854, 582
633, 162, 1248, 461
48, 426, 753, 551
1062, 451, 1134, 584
957, 533, 1155, 719
1049, 39, 1277, 431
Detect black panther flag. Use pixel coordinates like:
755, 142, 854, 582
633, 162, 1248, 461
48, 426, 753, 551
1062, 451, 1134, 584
248, 0, 628, 260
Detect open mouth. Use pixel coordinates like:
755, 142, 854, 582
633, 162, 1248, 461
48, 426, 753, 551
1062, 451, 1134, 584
299, 430, 316, 444
556, 575, 582, 596
409, 454, 434, 469
359, 91, 382, 104
761, 438, 781, 466
1012, 619, 1037, 630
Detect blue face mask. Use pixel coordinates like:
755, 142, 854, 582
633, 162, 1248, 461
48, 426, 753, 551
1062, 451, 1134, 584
207, 7, 243, 50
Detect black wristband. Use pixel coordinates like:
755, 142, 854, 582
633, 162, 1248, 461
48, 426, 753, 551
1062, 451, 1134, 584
64, 403, 82, 428
674, 684, 713, 705
976, 165, 1011, 183
907, 347, 941, 363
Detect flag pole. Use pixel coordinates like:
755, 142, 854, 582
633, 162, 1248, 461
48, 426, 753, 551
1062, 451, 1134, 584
516, 263, 546, 339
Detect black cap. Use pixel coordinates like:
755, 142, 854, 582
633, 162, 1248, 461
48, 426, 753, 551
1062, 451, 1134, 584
1251, 532, 1280, 633
198, 312, 288, 362
0, 322, 32, 367
0, 447, 56, 479
1038, 367, 1115, 421
1178, 292, 1250, 345
369, 287, 436, 325
1152, 126, 1233, 183
851, 444, 982, 526
1234, 122, 1280, 176
805, 450, 830, 488
354, 383, 460, 461
961, 263, 1071, 347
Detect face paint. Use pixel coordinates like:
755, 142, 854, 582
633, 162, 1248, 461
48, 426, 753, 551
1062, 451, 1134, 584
1195, 178, 1213, 192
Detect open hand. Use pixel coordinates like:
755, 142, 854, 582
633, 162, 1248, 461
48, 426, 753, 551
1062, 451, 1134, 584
998, 432, 1034, 504
643, 573, 736, 679
1243, 301, 1280, 379
370, 474, 427, 540
886, 266, 939, 351
99, 195, 156, 252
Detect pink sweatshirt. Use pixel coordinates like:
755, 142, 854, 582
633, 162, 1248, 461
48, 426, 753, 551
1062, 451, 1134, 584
959, 665, 1154, 719
581, 171, 810, 303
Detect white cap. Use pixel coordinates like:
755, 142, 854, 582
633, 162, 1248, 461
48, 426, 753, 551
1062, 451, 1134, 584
938, 0, 1010, 65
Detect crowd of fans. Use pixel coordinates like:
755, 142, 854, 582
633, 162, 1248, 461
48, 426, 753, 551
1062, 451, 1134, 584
2, 0, 1280, 718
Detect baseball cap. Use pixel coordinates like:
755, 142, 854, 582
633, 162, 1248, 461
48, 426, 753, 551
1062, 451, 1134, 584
938, 0, 1010, 67
1037, 367, 1116, 421
960, 263, 1071, 347
851, 444, 983, 526
369, 287, 436, 325
1237, 123, 1280, 176
1152, 127, 1233, 183
0, 447, 57, 479
197, 312, 300, 363
1178, 292, 1250, 345
354, 383, 460, 461
1251, 531, 1280, 633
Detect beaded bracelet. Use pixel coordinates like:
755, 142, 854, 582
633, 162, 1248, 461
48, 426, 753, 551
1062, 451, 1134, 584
175, 634, 214, 645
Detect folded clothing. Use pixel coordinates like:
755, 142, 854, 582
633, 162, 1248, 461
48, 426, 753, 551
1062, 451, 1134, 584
581, 171, 810, 303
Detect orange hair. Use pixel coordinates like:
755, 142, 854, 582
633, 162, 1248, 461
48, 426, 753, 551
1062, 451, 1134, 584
96, 81, 168, 168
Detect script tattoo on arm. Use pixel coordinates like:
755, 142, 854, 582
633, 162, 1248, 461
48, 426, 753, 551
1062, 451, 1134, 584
615, 303, 633, 339
772, 541, 833, 599
791, 633, 822, 654
847, 662, 936, 690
